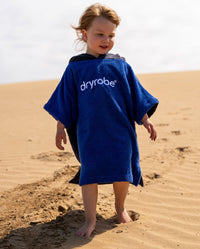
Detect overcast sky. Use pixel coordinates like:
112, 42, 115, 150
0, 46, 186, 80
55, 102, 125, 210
0, 0, 200, 84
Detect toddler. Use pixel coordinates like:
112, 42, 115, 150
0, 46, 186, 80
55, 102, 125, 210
44, 3, 159, 238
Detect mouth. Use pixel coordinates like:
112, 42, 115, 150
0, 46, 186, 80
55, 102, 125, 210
100, 45, 108, 49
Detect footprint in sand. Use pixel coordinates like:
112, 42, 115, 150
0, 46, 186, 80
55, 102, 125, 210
31, 151, 74, 162
128, 210, 140, 221
156, 123, 169, 127
176, 146, 190, 152
171, 130, 181, 135
145, 173, 161, 180
161, 138, 168, 142
143, 173, 162, 185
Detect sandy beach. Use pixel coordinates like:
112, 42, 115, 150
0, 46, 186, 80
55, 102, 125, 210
0, 71, 199, 249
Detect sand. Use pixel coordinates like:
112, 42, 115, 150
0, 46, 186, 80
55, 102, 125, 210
0, 71, 199, 249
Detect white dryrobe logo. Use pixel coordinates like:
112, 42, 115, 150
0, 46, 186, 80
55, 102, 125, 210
80, 77, 117, 91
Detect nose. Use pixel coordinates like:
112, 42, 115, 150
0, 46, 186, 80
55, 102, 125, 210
102, 35, 109, 43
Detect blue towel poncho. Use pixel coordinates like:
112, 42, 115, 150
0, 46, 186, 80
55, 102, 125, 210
44, 53, 159, 186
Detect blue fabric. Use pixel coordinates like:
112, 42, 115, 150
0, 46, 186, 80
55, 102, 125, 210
44, 54, 159, 186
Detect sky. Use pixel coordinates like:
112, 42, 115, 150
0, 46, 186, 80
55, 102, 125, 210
0, 0, 200, 84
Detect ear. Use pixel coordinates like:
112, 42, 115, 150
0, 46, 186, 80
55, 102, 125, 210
82, 29, 87, 42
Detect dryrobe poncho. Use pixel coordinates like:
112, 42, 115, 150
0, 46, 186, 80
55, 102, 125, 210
44, 53, 159, 186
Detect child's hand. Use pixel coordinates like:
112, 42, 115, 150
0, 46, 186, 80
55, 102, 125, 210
142, 114, 157, 141
56, 121, 67, 150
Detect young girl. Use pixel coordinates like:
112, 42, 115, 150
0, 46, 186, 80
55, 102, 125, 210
44, 3, 158, 238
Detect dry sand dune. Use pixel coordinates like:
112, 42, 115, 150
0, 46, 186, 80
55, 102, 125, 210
0, 71, 200, 249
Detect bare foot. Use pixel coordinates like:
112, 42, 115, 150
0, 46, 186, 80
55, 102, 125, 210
116, 208, 131, 223
75, 221, 96, 238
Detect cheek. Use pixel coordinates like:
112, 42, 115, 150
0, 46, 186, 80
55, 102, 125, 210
110, 39, 115, 47
87, 36, 97, 45
110, 37, 115, 43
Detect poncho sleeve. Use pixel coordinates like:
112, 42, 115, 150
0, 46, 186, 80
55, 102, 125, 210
127, 65, 159, 125
43, 66, 77, 129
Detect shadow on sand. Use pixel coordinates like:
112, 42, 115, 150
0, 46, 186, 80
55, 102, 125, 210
0, 209, 121, 249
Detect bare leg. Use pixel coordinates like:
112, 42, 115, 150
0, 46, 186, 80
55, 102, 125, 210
76, 183, 98, 238
113, 182, 131, 223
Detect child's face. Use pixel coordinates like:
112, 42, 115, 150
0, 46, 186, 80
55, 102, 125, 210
82, 16, 117, 57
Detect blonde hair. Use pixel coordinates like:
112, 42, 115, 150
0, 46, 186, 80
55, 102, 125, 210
72, 3, 120, 42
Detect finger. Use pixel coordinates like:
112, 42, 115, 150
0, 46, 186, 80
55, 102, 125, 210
57, 143, 64, 150
154, 129, 157, 140
151, 127, 157, 141
148, 124, 154, 140
57, 144, 64, 150
56, 136, 64, 150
